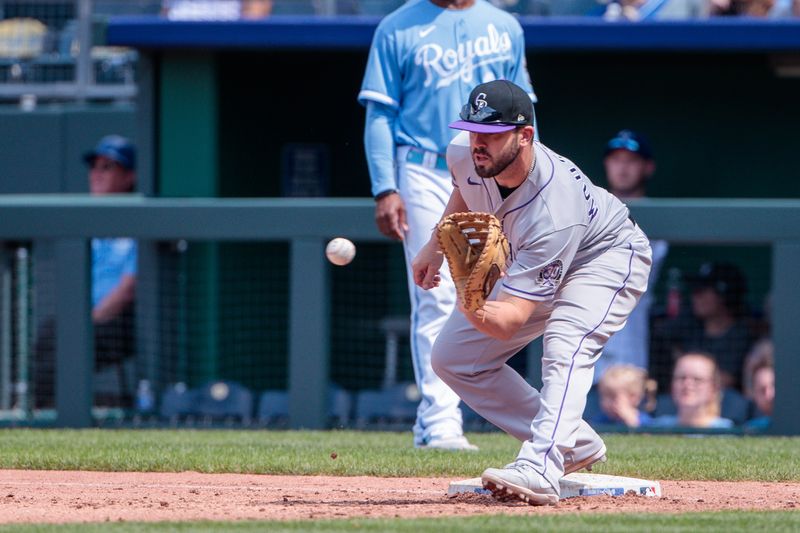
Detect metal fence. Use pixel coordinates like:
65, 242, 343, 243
0, 0, 406, 105
0, 196, 798, 434
0, 0, 142, 103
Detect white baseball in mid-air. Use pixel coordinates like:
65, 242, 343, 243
326, 237, 356, 266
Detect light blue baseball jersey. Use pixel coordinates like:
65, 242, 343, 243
358, 0, 535, 155
92, 238, 137, 307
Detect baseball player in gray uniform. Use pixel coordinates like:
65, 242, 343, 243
359, 0, 534, 450
412, 80, 652, 504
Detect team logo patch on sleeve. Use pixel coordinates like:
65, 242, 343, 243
536, 259, 563, 288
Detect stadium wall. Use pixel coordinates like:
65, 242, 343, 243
0, 105, 136, 194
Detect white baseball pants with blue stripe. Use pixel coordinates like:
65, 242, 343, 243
432, 228, 652, 491
396, 146, 465, 445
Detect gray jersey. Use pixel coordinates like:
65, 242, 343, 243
447, 132, 636, 302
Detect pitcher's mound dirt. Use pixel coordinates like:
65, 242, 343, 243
0, 470, 797, 524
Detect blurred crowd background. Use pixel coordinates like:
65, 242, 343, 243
1, 0, 798, 105
0, 1, 794, 432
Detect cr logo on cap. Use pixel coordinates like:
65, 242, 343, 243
474, 92, 488, 110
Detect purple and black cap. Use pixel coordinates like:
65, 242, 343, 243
449, 80, 533, 134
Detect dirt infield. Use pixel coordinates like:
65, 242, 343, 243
0, 470, 797, 524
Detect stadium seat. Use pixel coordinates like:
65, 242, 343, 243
0, 18, 47, 59
159, 383, 196, 421
256, 385, 352, 427
354, 382, 418, 428
720, 388, 755, 426
257, 390, 289, 425
160, 381, 255, 425
329, 386, 352, 426
194, 380, 254, 424
57, 19, 76, 58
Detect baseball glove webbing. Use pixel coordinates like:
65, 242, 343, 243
436, 212, 510, 313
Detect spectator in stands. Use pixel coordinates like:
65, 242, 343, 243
591, 364, 656, 428
709, 0, 775, 16
770, 0, 800, 16
85, 135, 138, 329
653, 351, 734, 429
594, 0, 708, 20
33, 135, 138, 409
684, 262, 754, 390
594, 130, 668, 383
651, 262, 755, 392
742, 339, 774, 430
163, 0, 272, 20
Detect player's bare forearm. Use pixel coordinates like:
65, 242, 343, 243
462, 294, 539, 341
440, 187, 468, 224
92, 274, 135, 324
421, 187, 468, 248
412, 239, 444, 289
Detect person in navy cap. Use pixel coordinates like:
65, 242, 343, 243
602, 129, 654, 200
83, 135, 138, 325
35, 135, 138, 408
83, 135, 137, 195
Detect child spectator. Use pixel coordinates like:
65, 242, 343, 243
591, 364, 656, 428
743, 339, 774, 430
653, 352, 734, 429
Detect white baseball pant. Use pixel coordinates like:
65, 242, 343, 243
396, 145, 465, 445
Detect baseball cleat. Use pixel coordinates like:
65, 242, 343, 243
563, 442, 607, 475
415, 435, 479, 451
481, 461, 559, 506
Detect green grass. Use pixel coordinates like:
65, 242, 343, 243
0, 430, 797, 481
0, 430, 797, 530
0, 512, 799, 532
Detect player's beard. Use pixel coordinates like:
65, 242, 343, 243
473, 138, 521, 179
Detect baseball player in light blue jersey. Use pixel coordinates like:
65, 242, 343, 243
412, 80, 652, 504
359, 0, 535, 451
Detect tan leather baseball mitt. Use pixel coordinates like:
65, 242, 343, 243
436, 212, 510, 313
